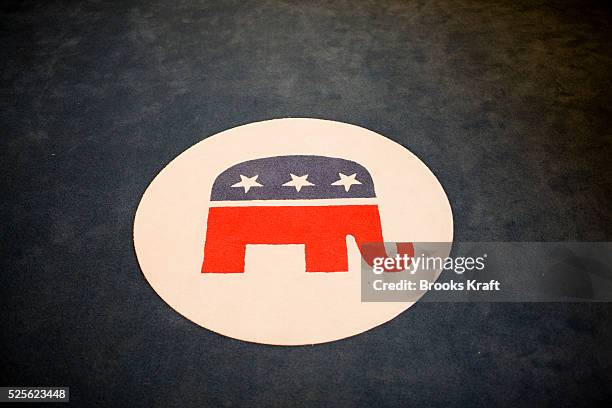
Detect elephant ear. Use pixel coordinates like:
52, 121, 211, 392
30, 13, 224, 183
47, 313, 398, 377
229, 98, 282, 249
210, 155, 377, 201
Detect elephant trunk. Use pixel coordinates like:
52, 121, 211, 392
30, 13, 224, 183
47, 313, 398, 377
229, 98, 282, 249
357, 242, 415, 272
351, 206, 414, 272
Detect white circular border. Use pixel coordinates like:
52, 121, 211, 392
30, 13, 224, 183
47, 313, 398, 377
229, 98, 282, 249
134, 118, 453, 345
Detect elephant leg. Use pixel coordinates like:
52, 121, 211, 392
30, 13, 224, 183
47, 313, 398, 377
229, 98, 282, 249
202, 240, 246, 273
305, 237, 348, 272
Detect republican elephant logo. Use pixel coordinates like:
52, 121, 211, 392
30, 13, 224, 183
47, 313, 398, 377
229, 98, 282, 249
135, 118, 453, 345
202, 155, 413, 273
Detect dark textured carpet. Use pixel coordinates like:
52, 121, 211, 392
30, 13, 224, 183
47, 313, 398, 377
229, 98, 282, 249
1, 0, 611, 406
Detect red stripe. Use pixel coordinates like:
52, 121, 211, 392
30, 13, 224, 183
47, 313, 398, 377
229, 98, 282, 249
202, 205, 412, 273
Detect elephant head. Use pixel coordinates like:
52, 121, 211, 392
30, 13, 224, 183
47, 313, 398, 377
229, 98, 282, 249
202, 155, 413, 273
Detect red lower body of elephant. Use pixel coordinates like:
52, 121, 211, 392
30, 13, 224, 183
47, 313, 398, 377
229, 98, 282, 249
202, 205, 413, 273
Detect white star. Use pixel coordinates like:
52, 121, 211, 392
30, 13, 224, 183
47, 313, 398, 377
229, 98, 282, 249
282, 173, 315, 192
331, 173, 362, 192
231, 174, 263, 193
